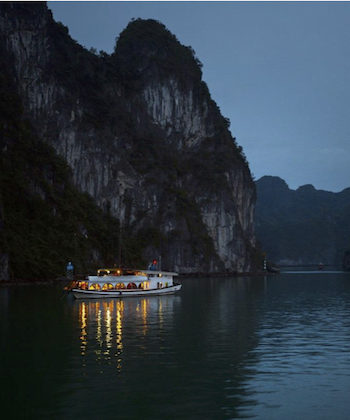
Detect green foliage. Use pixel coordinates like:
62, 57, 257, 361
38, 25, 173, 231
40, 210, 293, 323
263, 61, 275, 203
121, 227, 163, 268
113, 18, 202, 90
56, 21, 69, 36
0, 75, 124, 280
0, 134, 122, 279
171, 187, 216, 258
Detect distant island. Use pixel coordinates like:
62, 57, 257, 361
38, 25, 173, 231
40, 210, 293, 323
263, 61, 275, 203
255, 176, 350, 267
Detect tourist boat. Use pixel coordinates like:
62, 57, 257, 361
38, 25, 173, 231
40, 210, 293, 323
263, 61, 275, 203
70, 268, 181, 299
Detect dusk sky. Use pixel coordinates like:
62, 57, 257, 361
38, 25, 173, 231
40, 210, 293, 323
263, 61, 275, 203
48, 1, 350, 192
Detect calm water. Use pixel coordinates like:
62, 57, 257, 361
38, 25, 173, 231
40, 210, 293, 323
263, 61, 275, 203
1, 272, 350, 419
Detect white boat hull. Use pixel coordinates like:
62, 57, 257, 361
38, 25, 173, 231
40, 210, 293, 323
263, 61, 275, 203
71, 284, 181, 299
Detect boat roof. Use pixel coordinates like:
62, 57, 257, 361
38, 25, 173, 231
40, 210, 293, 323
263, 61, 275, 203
143, 270, 178, 276
96, 268, 178, 276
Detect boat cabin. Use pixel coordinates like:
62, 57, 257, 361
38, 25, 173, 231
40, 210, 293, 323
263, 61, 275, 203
76, 268, 177, 292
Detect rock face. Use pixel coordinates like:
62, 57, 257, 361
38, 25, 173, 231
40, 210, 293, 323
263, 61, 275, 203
0, 3, 257, 273
343, 251, 350, 271
255, 176, 350, 266
0, 253, 9, 282
0, 198, 9, 281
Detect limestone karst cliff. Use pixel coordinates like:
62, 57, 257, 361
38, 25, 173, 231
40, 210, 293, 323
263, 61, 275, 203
0, 2, 257, 276
0, 67, 127, 280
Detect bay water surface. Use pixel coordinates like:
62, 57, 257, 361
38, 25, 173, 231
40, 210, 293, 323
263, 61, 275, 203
1, 271, 350, 419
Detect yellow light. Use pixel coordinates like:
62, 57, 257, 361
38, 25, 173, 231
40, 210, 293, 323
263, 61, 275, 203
79, 302, 87, 355
105, 307, 112, 352
141, 299, 148, 335
96, 306, 102, 348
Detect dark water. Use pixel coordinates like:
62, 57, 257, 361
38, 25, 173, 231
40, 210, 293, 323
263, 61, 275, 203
1, 272, 350, 419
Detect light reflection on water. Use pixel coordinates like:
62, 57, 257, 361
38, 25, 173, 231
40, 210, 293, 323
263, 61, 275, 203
76, 297, 176, 372
2, 273, 350, 419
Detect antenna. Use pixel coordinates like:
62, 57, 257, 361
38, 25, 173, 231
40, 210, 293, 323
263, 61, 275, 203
118, 220, 122, 268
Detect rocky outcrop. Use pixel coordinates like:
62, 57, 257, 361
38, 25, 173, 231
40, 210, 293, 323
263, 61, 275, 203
0, 254, 9, 281
0, 196, 9, 281
0, 3, 257, 273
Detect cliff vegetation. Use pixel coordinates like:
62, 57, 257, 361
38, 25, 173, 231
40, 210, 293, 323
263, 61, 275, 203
0, 72, 147, 280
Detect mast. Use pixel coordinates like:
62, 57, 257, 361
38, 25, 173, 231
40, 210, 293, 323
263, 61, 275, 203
118, 220, 122, 267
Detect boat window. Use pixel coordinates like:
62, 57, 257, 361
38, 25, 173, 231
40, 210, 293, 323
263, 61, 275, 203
127, 282, 137, 289
102, 283, 114, 290
78, 281, 88, 290
116, 283, 126, 289
89, 283, 101, 290
138, 283, 144, 289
